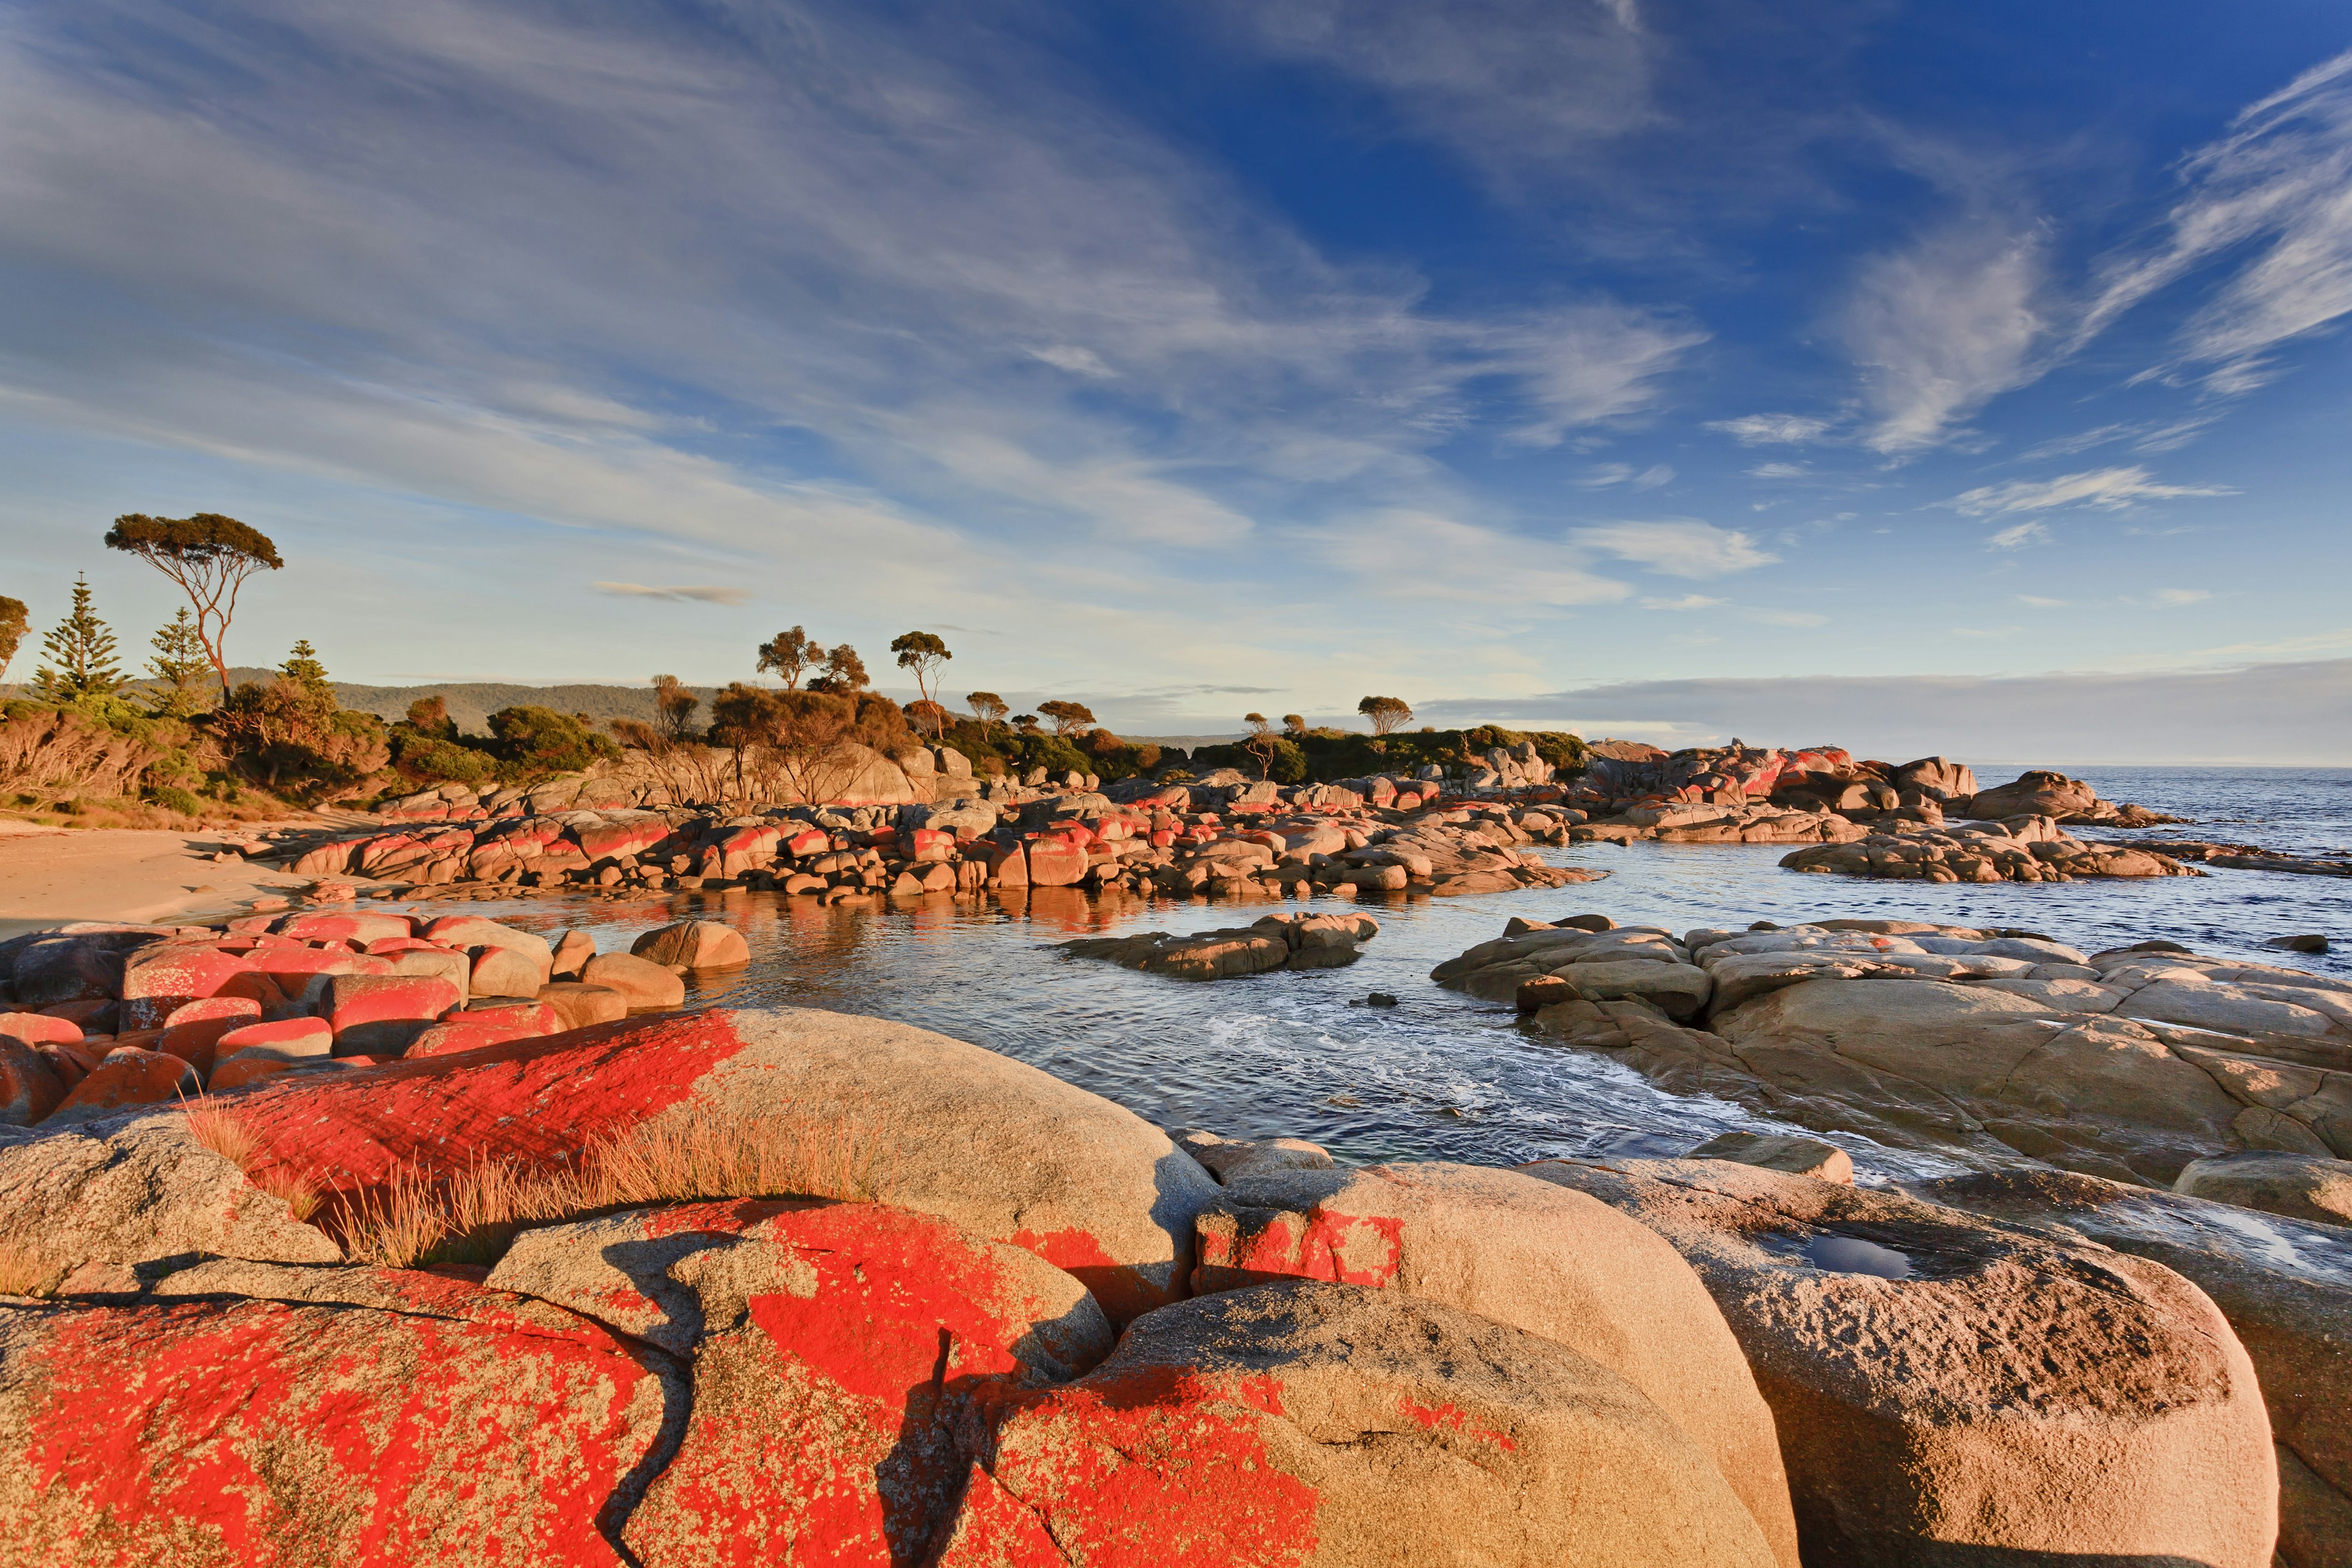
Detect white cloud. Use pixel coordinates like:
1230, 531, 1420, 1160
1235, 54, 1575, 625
1570, 519, 1779, 577
1707, 413, 1833, 445
1332, 510, 1632, 607
594, 582, 753, 606
2016, 594, 2070, 608
1844, 220, 2049, 454
1487, 306, 1707, 446
1578, 461, 1675, 489
1987, 521, 2049, 550
1027, 344, 1117, 378
1747, 461, 1808, 479
1744, 608, 1827, 628
2081, 50, 2352, 393
1631, 463, 1674, 489
1944, 465, 2235, 518
2147, 587, 2213, 607
1638, 594, 1724, 611
2018, 415, 2219, 461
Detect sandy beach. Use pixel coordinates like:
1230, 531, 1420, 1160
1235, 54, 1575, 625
0, 819, 321, 938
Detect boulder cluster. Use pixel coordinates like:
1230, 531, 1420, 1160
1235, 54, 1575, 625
1438, 915, 2352, 1183
1060, 911, 1380, 979
0, 1002, 2325, 1564
271, 776, 1604, 905
1781, 815, 2198, 881
0, 913, 736, 1126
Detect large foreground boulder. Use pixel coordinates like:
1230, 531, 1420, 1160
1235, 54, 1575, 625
490, 1197, 1114, 1562
1523, 1158, 2277, 1568
948, 1281, 1780, 1567
1917, 1168, 2352, 1568
0, 1267, 677, 1566
1191, 1161, 1798, 1565
219, 1007, 1218, 1322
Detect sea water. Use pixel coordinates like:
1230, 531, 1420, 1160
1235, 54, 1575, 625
472, 766, 2351, 1183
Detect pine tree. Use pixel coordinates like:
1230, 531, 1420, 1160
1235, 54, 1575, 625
279, 639, 331, 693
145, 607, 215, 717
32, 575, 122, 702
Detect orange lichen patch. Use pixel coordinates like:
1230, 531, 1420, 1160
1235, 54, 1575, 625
976, 1364, 1321, 1567
927, 1462, 1066, 1566
620, 1202, 1077, 1565
1193, 1207, 1404, 1294
2, 1291, 668, 1564
1396, 1394, 1518, 1455
1007, 1226, 1167, 1325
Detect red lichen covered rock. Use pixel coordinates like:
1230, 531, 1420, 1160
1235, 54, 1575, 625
118, 946, 268, 1031
955, 1281, 1779, 1567
323, 973, 464, 1056
405, 1009, 562, 1059
1194, 1161, 1797, 1564
1023, 841, 1087, 888
489, 1198, 1113, 1562
0, 1039, 67, 1127
223, 1007, 1217, 1322
155, 997, 265, 1079
276, 911, 415, 945
536, 982, 630, 1031
0, 1012, 83, 1048
0, 1267, 677, 1564
48, 1049, 201, 1123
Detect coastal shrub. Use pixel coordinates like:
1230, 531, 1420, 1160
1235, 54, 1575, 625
148, 785, 203, 817
211, 675, 389, 797
485, 704, 620, 777
333, 1107, 894, 1268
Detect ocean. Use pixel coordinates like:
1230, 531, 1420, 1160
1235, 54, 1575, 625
471, 766, 2352, 1184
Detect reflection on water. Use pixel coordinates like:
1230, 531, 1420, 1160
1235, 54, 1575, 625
391, 769, 2348, 1185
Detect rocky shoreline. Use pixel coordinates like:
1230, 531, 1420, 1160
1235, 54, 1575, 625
0, 890, 2343, 1562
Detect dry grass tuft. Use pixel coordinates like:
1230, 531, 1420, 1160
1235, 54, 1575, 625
0, 1240, 55, 1299
181, 1097, 260, 1169
333, 1107, 895, 1270
183, 1096, 321, 1220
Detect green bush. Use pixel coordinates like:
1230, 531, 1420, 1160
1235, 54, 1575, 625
148, 785, 203, 816
487, 706, 621, 777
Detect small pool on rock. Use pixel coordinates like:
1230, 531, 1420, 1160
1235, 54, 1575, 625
1804, 1234, 1915, 1280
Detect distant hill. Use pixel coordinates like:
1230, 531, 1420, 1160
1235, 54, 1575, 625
222, 669, 721, 737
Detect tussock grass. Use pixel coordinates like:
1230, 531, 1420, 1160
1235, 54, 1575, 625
334, 1107, 895, 1269
182, 1097, 322, 1221
0, 1240, 55, 1299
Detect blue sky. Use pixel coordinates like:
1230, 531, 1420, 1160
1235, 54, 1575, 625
2, 1, 2350, 758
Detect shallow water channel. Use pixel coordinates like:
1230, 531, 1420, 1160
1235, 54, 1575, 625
416, 768, 2351, 1186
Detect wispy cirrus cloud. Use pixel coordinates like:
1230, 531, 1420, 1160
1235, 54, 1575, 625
1844, 219, 2049, 454
595, 582, 753, 606
1706, 413, 1834, 445
2079, 50, 2352, 394
1943, 465, 2234, 518
1570, 519, 1778, 576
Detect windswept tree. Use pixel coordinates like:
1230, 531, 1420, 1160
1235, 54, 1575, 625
906, 698, 950, 737
756, 627, 823, 690
889, 631, 952, 735
1242, 712, 1278, 778
1283, 714, 1306, 737
651, 673, 701, 742
967, 691, 1008, 736
0, 596, 26, 685
32, 575, 121, 703
144, 608, 214, 717
1357, 695, 1413, 736
104, 513, 283, 690
1011, 713, 1040, 735
1037, 699, 1095, 737
808, 642, 869, 695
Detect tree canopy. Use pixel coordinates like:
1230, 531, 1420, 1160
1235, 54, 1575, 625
104, 512, 283, 688
143, 608, 213, 717
966, 692, 1008, 732
32, 576, 122, 703
0, 597, 26, 684
756, 627, 823, 690
1357, 695, 1414, 735
1037, 699, 1095, 736
807, 642, 869, 694
890, 630, 952, 735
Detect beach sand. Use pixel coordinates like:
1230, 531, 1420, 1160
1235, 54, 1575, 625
0, 819, 331, 938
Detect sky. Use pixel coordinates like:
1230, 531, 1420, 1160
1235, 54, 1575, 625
2, 0, 2350, 762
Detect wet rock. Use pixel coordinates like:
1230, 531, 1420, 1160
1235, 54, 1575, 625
1686, 1129, 1855, 1183
630, 919, 750, 970
1063, 913, 1380, 980
958, 1281, 1779, 1567
1524, 1158, 2276, 1568
549, 927, 596, 979
579, 952, 687, 1010
2174, 1151, 2352, 1228
1169, 1128, 1335, 1186
1191, 1160, 1799, 1562
0, 1039, 66, 1127
2269, 933, 2332, 954
533, 981, 630, 1031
